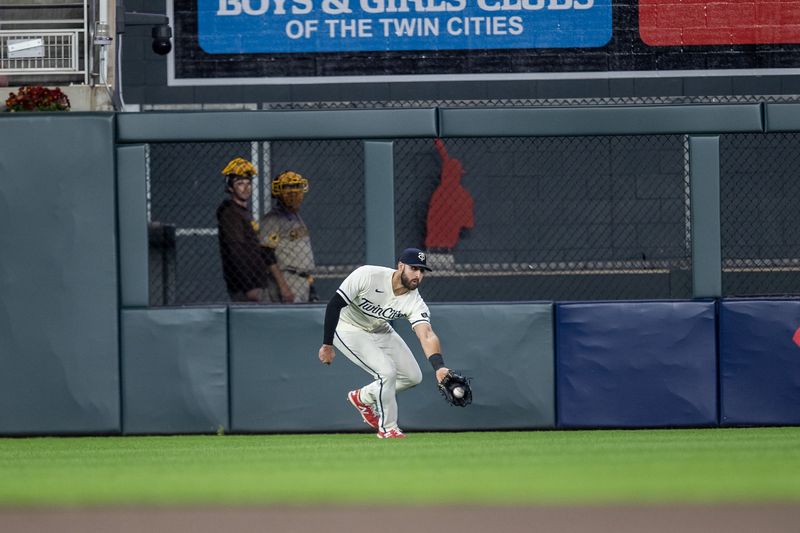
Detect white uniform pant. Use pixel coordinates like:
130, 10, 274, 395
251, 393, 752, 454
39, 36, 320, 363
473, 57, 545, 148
333, 321, 423, 432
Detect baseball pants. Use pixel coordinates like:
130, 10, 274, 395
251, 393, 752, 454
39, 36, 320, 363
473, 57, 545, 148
333, 321, 423, 432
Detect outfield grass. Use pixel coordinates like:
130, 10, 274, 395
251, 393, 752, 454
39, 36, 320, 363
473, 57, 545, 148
1, 427, 798, 506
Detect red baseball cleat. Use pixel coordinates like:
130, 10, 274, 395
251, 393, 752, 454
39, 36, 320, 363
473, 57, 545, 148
377, 428, 406, 439
348, 389, 379, 429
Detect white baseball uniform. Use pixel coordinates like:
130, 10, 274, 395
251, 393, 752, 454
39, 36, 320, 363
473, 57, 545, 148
333, 265, 430, 432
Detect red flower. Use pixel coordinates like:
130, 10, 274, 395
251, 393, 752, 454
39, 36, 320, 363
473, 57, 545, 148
5, 86, 70, 112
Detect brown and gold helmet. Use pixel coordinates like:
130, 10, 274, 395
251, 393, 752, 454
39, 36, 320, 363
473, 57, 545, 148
222, 157, 257, 191
272, 171, 309, 200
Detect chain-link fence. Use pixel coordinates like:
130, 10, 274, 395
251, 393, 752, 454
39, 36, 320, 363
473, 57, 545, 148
146, 140, 364, 305
146, 134, 697, 305
721, 133, 800, 297
138, 98, 800, 306
259, 95, 800, 111
395, 136, 692, 302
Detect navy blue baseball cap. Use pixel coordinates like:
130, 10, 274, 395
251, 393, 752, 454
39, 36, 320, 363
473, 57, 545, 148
398, 247, 432, 271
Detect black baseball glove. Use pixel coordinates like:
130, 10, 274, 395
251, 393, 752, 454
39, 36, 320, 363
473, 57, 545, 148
437, 370, 473, 407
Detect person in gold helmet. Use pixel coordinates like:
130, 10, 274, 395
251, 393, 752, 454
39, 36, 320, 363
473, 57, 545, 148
216, 157, 294, 303
259, 170, 317, 303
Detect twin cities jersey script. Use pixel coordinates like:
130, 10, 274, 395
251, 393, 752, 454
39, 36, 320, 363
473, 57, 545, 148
336, 265, 430, 332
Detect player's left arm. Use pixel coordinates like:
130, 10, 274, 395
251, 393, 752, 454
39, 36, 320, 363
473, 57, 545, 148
413, 322, 449, 383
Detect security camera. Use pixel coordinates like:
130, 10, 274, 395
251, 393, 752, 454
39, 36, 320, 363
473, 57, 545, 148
151, 24, 172, 55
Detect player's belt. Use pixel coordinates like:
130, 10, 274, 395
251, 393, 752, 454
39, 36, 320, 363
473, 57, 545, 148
285, 269, 310, 278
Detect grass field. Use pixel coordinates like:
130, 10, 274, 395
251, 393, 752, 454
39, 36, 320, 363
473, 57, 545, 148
1, 427, 799, 507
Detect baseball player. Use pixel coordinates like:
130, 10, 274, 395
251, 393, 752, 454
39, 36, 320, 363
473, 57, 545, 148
216, 157, 294, 303
259, 171, 316, 303
318, 248, 452, 439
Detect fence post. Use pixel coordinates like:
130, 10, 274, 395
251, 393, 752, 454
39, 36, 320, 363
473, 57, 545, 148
689, 135, 722, 298
117, 144, 150, 307
364, 140, 395, 267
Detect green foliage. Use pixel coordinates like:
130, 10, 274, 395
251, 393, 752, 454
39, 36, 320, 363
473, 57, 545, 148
0, 428, 798, 506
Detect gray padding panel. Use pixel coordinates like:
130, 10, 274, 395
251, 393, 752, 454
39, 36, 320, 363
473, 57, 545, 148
689, 136, 722, 297
765, 103, 800, 131
229, 305, 368, 432
0, 114, 119, 435
396, 303, 555, 430
364, 141, 395, 267
439, 105, 763, 137
121, 308, 229, 435
117, 109, 438, 142
229, 303, 553, 433
117, 145, 149, 306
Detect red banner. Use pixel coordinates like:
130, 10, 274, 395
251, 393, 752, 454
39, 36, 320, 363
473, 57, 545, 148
639, 0, 800, 45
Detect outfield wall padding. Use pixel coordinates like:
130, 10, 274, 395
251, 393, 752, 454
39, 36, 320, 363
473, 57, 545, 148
229, 305, 367, 433
121, 308, 229, 435
556, 301, 717, 428
0, 114, 120, 435
438, 104, 763, 137
395, 302, 555, 430
117, 144, 149, 307
720, 299, 800, 426
117, 109, 438, 142
229, 303, 554, 433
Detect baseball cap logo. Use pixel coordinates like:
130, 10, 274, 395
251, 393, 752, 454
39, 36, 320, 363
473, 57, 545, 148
399, 247, 432, 271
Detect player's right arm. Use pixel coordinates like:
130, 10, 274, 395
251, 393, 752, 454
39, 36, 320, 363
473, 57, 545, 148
217, 205, 244, 243
319, 293, 347, 365
218, 205, 266, 291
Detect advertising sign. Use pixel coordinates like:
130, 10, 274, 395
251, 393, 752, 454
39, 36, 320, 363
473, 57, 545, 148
168, 0, 800, 85
198, 0, 612, 54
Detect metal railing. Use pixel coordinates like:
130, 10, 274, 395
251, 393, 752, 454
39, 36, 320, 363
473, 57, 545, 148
0, 1, 88, 83
0, 29, 81, 73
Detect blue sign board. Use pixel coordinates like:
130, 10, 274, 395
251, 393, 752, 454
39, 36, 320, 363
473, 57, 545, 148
198, 0, 612, 54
